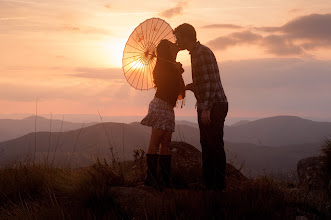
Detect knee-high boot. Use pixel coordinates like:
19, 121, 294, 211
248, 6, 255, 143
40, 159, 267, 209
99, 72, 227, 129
159, 154, 171, 187
144, 154, 159, 187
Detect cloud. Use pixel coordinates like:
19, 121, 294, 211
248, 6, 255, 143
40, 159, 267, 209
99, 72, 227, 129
207, 13, 331, 56
55, 55, 67, 59
0, 77, 126, 104
260, 14, 331, 39
69, 68, 125, 80
0, 17, 27, 21
159, 1, 188, 18
282, 14, 331, 42
220, 58, 331, 117
61, 25, 111, 35
207, 30, 306, 56
0, 83, 86, 102
288, 8, 302, 14
262, 35, 305, 55
201, 24, 242, 29
1, 0, 42, 5
104, 4, 111, 9
2, 59, 331, 119
258, 13, 331, 49
208, 31, 263, 50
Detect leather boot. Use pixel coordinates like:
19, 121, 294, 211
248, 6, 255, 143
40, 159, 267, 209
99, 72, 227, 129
159, 154, 171, 188
144, 154, 159, 188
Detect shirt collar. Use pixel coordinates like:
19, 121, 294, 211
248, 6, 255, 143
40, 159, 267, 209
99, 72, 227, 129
189, 41, 200, 55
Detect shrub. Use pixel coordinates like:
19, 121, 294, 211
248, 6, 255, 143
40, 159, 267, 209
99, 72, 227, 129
321, 138, 331, 189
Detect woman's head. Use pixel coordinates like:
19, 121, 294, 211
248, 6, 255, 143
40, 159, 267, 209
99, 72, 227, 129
156, 39, 179, 62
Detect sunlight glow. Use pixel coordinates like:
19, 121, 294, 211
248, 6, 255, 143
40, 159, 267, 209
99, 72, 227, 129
129, 60, 145, 70
101, 38, 127, 68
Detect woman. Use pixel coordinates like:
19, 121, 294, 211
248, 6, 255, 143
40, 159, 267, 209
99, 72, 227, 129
141, 39, 185, 188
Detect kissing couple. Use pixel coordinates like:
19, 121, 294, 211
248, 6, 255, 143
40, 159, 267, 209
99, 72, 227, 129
141, 23, 228, 191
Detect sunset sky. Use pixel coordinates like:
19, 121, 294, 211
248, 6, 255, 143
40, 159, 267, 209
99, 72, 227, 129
1, 0, 331, 122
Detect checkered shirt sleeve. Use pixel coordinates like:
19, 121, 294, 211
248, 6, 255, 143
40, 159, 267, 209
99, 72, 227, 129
192, 45, 227, 110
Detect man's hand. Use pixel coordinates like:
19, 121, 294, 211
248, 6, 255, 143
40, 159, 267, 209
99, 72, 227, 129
201, 110, 211, 125
185, 83, 194, 92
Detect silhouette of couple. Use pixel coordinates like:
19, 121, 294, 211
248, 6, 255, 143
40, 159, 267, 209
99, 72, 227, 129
141, 23, 228, 191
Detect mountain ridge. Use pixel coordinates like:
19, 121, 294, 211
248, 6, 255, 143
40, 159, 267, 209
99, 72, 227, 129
0, 115, 97, 142
0, 116, 325, 177
224, 115, 331, 146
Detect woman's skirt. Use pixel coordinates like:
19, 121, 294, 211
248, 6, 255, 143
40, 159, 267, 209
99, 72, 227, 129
141, 97, 175, 132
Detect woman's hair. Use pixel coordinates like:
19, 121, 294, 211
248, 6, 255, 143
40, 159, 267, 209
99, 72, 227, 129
153, 39, 174, 87
152, 39, 186, 105
173, 23, 196, 42
156, 39, 173, 61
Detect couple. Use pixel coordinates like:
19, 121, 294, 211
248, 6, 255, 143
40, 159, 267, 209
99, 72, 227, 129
141, 23, 228, 191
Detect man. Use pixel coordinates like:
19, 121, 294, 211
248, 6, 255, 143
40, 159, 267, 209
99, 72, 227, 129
173, 23, 228, 191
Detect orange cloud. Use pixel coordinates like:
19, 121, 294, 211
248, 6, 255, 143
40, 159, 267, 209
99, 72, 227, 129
1, 58, 331, 120
201, 24, 243, 29
69, 68, 124, 80
159, 1, 189, 18
61, 25, 111, 35
206, 14, 331, 56
208, 31, 263, 50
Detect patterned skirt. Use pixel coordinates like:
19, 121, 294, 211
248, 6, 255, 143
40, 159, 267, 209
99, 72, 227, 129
141, 97, 175, 132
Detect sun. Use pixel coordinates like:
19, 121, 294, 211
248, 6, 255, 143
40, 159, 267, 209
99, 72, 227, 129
100, 37, 127, 68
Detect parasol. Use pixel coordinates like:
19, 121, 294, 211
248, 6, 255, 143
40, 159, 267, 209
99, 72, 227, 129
122, 18, 175, 90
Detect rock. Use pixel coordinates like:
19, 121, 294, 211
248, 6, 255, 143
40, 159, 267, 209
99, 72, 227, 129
169, 141, 202, 187
297, 156, 327, 190
169, 141, 247, 187
170, 141, 201, 170
107, 142, 248, 218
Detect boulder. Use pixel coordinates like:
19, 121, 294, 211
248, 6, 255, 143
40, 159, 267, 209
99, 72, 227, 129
169, 141, 247, 187
297, 156, 327, 190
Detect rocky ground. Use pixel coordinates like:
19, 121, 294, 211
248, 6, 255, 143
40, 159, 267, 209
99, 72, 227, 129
0, 141, 330, 219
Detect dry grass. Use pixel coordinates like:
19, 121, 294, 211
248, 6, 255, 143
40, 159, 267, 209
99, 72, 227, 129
0, 160, 127, 219
321, 138, 331, 189
0, 154, 330, 219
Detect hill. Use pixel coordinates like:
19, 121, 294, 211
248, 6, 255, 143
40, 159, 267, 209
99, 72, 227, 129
0, 122, 151, 167
2, 115, 330, 148
225, 141, 320, 177
230, 120, 251, 127
224, 116, 331, 146
0, 120, 322, 176
0, 116, 97, 142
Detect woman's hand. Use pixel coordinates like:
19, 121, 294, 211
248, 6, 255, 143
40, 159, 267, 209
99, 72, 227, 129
175, 62, 184, 74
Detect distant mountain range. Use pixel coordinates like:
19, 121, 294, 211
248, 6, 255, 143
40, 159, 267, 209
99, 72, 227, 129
0, 115, 329, 177
224, 116, 331, 146
0, 116, 97, 142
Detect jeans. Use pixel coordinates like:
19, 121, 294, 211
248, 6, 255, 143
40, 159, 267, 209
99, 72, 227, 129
198, 102, 228, 189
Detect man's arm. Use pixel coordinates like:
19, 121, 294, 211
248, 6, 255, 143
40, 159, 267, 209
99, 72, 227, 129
197, 50, 218, 111
185, 83, 194, 92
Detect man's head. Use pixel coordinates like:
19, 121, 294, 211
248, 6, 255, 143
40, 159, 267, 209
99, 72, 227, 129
173, 23, 197, 51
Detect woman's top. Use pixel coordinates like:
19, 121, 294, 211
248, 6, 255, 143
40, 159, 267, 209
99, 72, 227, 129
153, 61, 185, 107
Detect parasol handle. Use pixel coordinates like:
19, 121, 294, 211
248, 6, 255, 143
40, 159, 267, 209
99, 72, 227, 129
157, 56, 176, 65
148, 52, 176, 64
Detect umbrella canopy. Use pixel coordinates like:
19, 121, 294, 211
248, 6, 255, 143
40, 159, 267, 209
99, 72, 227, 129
122, 18, 175, 90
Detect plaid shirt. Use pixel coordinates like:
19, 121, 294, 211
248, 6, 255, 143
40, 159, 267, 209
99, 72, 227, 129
190, 41, 227, 111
